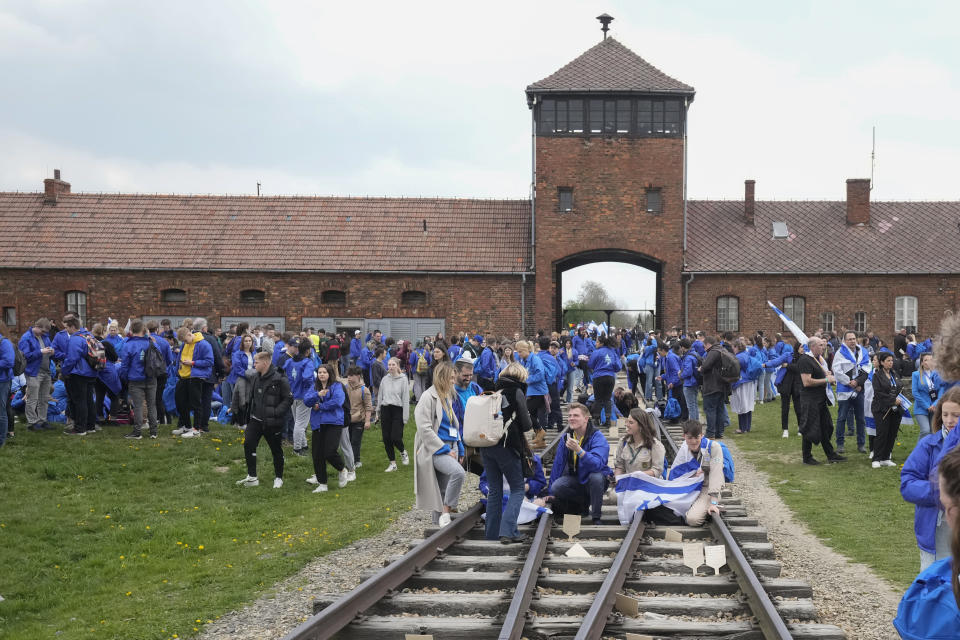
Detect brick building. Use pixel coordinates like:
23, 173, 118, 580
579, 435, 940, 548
0, 37, 955, 341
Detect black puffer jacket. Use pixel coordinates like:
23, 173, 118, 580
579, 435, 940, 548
496, 375, 533, 453
246, 365, 292, 431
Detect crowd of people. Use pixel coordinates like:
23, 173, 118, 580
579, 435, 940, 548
0, 313, 958, 633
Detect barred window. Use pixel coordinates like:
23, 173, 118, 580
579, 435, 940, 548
854, 311, 867, 333
820, 312, 835, 334
66, 291, 87, 327
895, 296, 917, 332
783, 297, 805, 333
717, 296, 739, 332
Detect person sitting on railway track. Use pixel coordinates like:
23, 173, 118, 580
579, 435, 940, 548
414, 361, 466, 528
613, 408, 665, 477
672, 420, 724, 526
900, 385, 960, 570
543, 402, 612, 525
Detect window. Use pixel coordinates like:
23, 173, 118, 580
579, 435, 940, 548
240, 289, 265, 304
854, 311, 867, 334
895, 296, 918, 332
717, 296, 739, 332
589, 99, 603, 134
539, 98, 584, 134
320, 290, 346, 306
401, 290, 427, 307
539, 96, 682, 138
638, 98, 681, 136
2, 306, 15, 326
645, 188, 662, 214
783, 297, 805, 333
161, 288, 187, 303
558, 187, 573, 213
65, 291, 87, 326
820, 312, 835, 333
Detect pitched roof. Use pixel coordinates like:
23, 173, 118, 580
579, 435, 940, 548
685, 199, 960, 274
0, 193, 531, 273
526, 37, 694, 95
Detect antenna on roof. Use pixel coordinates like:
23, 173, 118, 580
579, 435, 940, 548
870, 126, 876, 191
597, 13, 613, 39
256, 181, 261, 197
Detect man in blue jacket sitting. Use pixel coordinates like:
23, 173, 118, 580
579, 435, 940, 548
545, 403, 613, 525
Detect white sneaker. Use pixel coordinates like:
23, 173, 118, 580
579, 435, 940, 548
305, 475, 319, 485
355, 461, 363, 469
236, 475, 259, 487
172, 426, 188, 435
782, 430, 789, 438
273, 478, 283, 489
401, 451, 409, 466
181, 429, 200, 438
312, 484, 328, 493
869, 450, 874, 459
438, 512, 452, 527
346, 470, 356, 482
882, 459, 896, 467
872, 461, 882, 469
338, 469, 349, 488
385, 461, 398, 472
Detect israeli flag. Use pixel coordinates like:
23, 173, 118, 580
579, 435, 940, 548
767, 301, 809, 346
598, 322, 609, 336
480, 497, 552, 525
615, 470, 703, 525
587, 321, 598, 333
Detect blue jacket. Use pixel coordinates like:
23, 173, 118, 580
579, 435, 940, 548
349, 337, 363, 359
104, 334, 125, 357
283, 357, 316, 401
558, 347, 580, 372
304, 381, 345, 428
447, 345, 462, 362
588, 347, 622, 378
185, 338, 214, 380
119, 335, 154, 381
409, 348, 432, 373
18, 330, 52, 377
901, 430, 955, 554
548, 427, 612, 491
226, 350, 255, 384
518, 354, 547, 396
0, 336, 14, 382
573, 335, 594, 358
662, 350, 682, 387
732, 351, 752, 390
691, 339, 706, 358
893, 556, 960, 640
479, 454, 546, 499
537, 350, 560, 385
52, 329, 71, 363
63, 330, 97, 378
150, 332, 175, 368
640, 339, 658, 368
681, 352, 700, 387
475, 347, 498, 380
912, 370, 943, 418
765, 341, 794, 385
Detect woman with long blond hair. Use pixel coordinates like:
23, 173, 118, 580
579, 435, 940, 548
413, 361, 465, 527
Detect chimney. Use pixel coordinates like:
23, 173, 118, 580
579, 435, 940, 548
846, 178, 871, 226
43, 169, 71, 205
744, 179, 755, 224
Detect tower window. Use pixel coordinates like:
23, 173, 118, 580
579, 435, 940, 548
558, 188, 573, 213
538, 95, 681, 138
240, 289, 265, 304
645, 189, 662, 214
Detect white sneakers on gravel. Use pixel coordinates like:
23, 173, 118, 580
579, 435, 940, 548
236, 475, 259, 487
438, 512, 452, 527
305, 475, 319, 485
273, 478, 283, 489
312, 484, 328, 493
385, 461, 398, 472
401, 451, 409, 466
338, 469, 349, 488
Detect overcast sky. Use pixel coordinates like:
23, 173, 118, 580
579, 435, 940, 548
3, 1, 958, 307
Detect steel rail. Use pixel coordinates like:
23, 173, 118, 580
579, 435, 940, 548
498, 512, 553, 640
280, 502, 484, 640
574, 513, 646, 640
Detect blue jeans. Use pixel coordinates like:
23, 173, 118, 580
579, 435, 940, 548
0, 379, 10, 446
835, 395, 865, 448
221, 379, 233, 411
702, 391, 726, 439
481, 445, 526, 539
550, 472, 607, 522
565, 369, 581, 403
682, 385, 700, 421
643, 365, 662, 403
915, 413, 932, 439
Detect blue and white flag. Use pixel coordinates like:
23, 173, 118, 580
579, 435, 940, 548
767, 301, 809, 347
480, 497, 552, 525
587, 321, 598, 334
615, 470, 703, 525
598, 322, 609, 336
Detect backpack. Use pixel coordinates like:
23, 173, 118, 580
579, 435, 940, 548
462, 391, 506, 447
83, 334, 106, 371
893, 558, 960, 640
663, 397, 682, 420
144, 337, 167, 378
340, 382, 352, 427
717, 441, 735, 482
416, 350, 429, 374
11, 339, 26, 376
745, 352, 763, 382
718, 348, 740, 385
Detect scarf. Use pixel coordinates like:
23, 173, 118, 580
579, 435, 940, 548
836, 344, 870, 394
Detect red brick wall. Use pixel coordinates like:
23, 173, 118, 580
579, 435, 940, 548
533, 135, 685, 332
687, 274, 960, 342
0, 269, 528, 339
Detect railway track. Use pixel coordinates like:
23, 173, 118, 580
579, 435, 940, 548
284, 395, 847, 640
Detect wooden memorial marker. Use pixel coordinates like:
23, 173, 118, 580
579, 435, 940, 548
564, 542, 591, 558
405, 635, 434, 640
562, 514, 581, 539
614, 593, 640, 617
625, 634, 655, 640
704, 544, 727, 575
682, 542, 705, 576
663, 528, 683, 543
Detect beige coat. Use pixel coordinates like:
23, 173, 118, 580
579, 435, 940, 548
414, 386, 460, 512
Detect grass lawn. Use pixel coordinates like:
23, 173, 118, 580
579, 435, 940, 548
731, 398, 924, 589
0, 417, 416, 640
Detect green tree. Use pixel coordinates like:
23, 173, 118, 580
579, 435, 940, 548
561, 280, 635, 329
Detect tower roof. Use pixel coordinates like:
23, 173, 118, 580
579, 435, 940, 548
526, 37, 694, 97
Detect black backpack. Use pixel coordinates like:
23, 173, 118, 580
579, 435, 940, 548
144, 337, 167, 378
340, 381, 352, 427
718, 348, 741, 385
10, 339, 26, 377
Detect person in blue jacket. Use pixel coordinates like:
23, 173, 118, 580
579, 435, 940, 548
447, 336, 463, 363
304, 363, 349, 492
19, 317, 54, 431
173, 327, 214, 438
730, 339, 757, 434
147, 321, 175, 425
589, 334, 622, 427
224, 333, 256, 415
349, 330, 363, 366
559, 338, 581, 401
284, 339, 317, 457
517, 340, 548, 442
118, 319, 161, 439
691, 331, 707, 358
658, 342, 687, 424
573, 328, 594, 386
913, 353, 943, 438
475, 338, 499, 391
545, 403, 613, 524
640, 332, 661, 404
680, 338, 701, 422
763, 335, 795, 436
901, 386, 960, 570
0, 327, 15, 446
61, 316, 100, 435
536, 337, 562, 430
